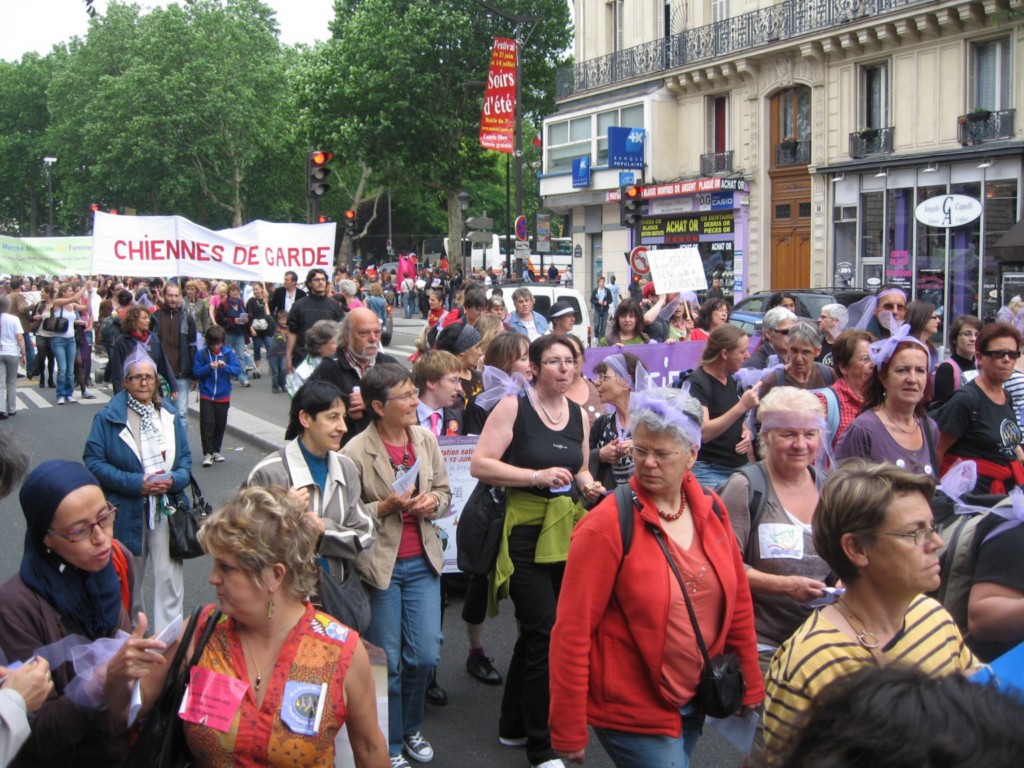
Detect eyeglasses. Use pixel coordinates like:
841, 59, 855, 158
439, 376, 463, 386
49, 504, 118, 543
632, 446, 682, 463
126, 374, 156, 384
881, 302, 907, 311
879, 526, 939, 547
930, 315, 940, 321
774, 327, 792, 336
980, 349, 1021, 360
540, 358, 577, 368
387, 390, 419, 402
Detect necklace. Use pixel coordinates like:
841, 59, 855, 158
881, 405, 917, 434
240, 632, 274, 692
385, 441, 412, 475
534, 390, 566, 424
657, 496, 687, 521
835, 598, 881, 649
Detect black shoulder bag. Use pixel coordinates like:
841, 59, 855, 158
168, 475, 213, 560
123, 605, 222, 768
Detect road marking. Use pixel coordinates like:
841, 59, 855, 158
17, 388, 53, 409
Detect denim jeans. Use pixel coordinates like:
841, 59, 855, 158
403, 292, 416, 319
226, 332, 248, 383
251, 335, 271, 364
363, 555, 441, 757
593, 702, 702, 768
269, 356, 286, 391
51, 336, 76, 399
24, 335, 36, 377
690, 461, 738, 489
173, 376, 191, 427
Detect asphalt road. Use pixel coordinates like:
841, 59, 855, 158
0, 328, 742, 768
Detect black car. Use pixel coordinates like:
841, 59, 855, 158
731, 287, 872, 320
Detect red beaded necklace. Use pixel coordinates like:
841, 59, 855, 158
657, 496, 687, 521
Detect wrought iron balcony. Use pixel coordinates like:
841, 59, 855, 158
700, 151, 734, 175
958, 109, 1015, 145
556, 0, 933, 98
849, 126, 895, 158
775, 140, 811, 167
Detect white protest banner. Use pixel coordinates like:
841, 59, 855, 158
91, 212, 336, 282
437, 435, 479, 574
647, 246, 708, 293
0, 235, 93, 275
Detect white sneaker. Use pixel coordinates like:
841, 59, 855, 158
390, 757, 411, 768
202, 454, 214, 467
531, 761, 566, 768
403, 732, 433, 763
212, 452, 226, 463
56, 397, 65, 405
66, 395, 78, 403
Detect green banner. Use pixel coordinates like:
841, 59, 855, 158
0, 236, 93, 275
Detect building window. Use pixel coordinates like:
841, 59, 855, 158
711, 0, 730, 23
861, 62, 889, 129
547, 117, 592, 174
595, 104, 644, 166
971, 38, 1010, 111
775, 86, 810, 141
706, 96, 728, 153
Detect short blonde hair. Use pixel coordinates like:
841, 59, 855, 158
474, 314, 504, 352
198, 486, 320, 601
756, 386, 825, 453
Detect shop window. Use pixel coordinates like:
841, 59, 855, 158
833, 206, 858, 286
860, 62, 889, 129
970, 38, 1010, 111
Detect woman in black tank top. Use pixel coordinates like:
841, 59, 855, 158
470, 335, 606, 766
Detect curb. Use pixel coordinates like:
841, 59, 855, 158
186, 397, 284, 456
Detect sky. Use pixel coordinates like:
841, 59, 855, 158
0, 0, 337, 62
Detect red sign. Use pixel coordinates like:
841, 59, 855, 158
479, 38, 517, 154
630, 246, 650, 275
606, 177, 747, 202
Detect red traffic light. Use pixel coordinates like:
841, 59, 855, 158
310, 150, 332, 166
623, 185, 641, 200
110, 209, 119, 215
317, 214, 329, 223
90, 203, 100, 212
344, 210, 356, 221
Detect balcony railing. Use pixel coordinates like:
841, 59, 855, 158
958, 109, 1015, 145
849, 126, 895, 158
700, 151, 734, 175
557, 0, 933, 98
775, 140, 811, 166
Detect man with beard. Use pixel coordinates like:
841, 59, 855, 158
286, 268, 345, 374
308, 308, 397, 445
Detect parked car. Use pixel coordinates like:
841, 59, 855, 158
500, 284, 593, 347
731, 287, 872, 320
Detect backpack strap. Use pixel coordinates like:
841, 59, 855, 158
814, 387, 841, 445
815, 362, 836, 386
615, 484, 635, 560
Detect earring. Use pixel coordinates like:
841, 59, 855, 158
266, 599, 275, 619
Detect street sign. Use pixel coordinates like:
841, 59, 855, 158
515, 215, 528, 241
468, 231, 494, 244
466, 216, 493, 229
574, 244, 583, 259
629, 246, 650, 275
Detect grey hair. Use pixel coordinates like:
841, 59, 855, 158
788, 319, 822, 349
337, 279, 357, 298
763, 306, 798, 333
0, 295, 9, 313
628, 388, 704, 454
0, 432, 29, 499
820, 303, 848, 327
305, 319, 341, 356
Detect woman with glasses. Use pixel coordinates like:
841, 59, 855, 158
0, 461, 172, 768
85, 350, 192, 633
471, 335, 605, 768
341, 364, 450, 768
835, 332, 937, 476
758, 321, 834, 398
550, 387, 761, 768
931, 314, 981, 410
935, 322, 1024, 493
904, 300, 941, 371
763, 461, 978, 767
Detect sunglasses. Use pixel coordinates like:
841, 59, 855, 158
980, 349, 1022, 360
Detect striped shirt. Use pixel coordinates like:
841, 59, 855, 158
763, 595, 977, 766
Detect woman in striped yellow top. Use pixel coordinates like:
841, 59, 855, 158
763, 460, 979, 767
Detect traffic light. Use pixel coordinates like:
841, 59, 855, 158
619, 184, 644, 227
344, 209, 357, 235
317, 214, 330, 223
90, 203, 101, 213
307, 150, 332, 197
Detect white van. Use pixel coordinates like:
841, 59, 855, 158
500, 285, 594, 348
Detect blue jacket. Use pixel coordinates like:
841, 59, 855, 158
83, 391, 192, 555
506, 310, 549, 337
192, 345, 242, 401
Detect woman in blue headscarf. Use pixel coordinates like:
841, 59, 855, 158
0, 461, 169, 768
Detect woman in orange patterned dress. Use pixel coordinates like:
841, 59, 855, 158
181, 486, 388, 768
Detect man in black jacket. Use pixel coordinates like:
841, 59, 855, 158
308, 307, 397, 445
152, 281, 197, 426
269, 270, 307, 316
286, 268, 345, 371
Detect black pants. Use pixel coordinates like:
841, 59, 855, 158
199, 399, 229, 455
460, 572, 490, 626
499, 525, 564, 766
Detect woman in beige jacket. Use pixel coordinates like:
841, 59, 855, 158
341, 364, 450, 768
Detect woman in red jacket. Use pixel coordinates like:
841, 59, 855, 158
549, 387, 762, 767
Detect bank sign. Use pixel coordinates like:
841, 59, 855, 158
914, 194, 982, 228
607, 126, 646, 169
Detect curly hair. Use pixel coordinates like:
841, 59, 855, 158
120, 306, 151, 335
199, 486, 320, 601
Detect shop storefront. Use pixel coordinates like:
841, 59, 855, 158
829, 156, 1020, 321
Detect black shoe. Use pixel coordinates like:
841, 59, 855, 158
466, 654, 503, 685
425, 680, 448, 706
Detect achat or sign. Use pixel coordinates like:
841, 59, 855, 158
646, 247, 708, 293
914, 194, 982, 228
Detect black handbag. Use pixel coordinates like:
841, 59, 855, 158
168, 475, 212, 560
314, 557, 371, 634
650, 525, 746, 718
455, 481, 506, 576
123, 605, 222, 768
42, 309, 69, 334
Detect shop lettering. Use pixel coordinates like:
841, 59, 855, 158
914, 194, 982, 228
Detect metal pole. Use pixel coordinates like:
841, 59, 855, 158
506, 154, 512, 278
514, 23, 523, 221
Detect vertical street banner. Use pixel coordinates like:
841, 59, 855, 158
479, 37, 517, 153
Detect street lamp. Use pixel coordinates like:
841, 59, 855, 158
457, 190, 470, 274
43, 157, 57, 236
